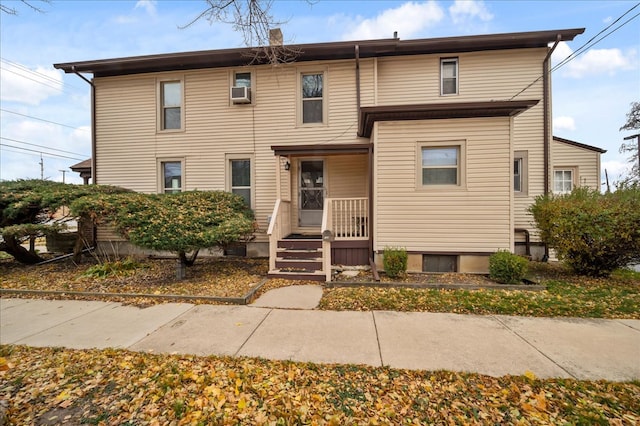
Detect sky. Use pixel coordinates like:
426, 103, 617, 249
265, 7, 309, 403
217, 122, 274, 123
0, 0, 638, 186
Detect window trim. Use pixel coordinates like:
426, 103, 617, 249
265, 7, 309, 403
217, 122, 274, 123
157, 77, 185, 132
226, 153, 255, 209
416, 140, 466, 190
230, 70, 254, 105
440, 57, 458, 96
514, 150, 529, 196
553, 167, 578, 194
158, 158, 185, 194
298, 68, 327, 126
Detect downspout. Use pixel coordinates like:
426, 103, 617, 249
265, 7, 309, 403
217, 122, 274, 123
71, 66, 96, 185
542, 35, 561, 261
71, 66, 97, 247
543, 35, 561, 194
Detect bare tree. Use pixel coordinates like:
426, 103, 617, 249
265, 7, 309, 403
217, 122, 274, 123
182, 0, 303, 64
620, 101, 640, 184
1, 0, 49, 15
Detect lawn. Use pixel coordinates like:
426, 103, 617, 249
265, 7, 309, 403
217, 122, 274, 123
1, 257, 639, 318
1, 345, 638, 425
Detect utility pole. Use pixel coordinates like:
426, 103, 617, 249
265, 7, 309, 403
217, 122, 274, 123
39, 154, 44, 180
59, 169, 67, 183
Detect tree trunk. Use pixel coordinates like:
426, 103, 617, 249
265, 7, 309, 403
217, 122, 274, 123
1, 235, 45, 264
72, 234, 85, 263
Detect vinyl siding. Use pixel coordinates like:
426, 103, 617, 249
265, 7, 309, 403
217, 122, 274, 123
552, 140, 602, 191
374, 117, 513, 252
94, 60, 372, 243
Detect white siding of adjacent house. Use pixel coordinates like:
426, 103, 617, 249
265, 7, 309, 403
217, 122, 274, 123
374, 117, 513, 253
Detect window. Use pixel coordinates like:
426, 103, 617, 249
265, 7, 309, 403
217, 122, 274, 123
160, 81, 182, 130
161, 161, 182, 193
422, 146, 460, 185
441, 58, 458, 95
423, 254, 458, 272
301, 72, 324, 124
234, 72, 251, 88
554, 169, 574, 194
514, 151, 528, 195
229, 158, 252, 208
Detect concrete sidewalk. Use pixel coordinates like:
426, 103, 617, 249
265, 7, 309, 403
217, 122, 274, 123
1, 296, 639, 381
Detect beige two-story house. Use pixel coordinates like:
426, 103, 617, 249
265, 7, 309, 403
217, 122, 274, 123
55, 28, 587, 280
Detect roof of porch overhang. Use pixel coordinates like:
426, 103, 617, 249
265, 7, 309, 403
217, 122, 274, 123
271, 143, 373, 156
358, 100, 539, 138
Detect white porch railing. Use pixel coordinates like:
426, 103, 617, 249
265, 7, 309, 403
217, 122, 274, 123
321, 197, 369, 281
267, 199, 291, 271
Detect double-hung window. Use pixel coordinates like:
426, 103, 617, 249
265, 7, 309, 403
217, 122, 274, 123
554, 169, 574, 194
161, 161, 182, 193
421, 146, 460, 185
229, 157, 252, 208
514, 151, 528, 195
514, 158, 523, 192
301, 72, 324, 124
160, 81, 182, 130
441, 58, 458, 96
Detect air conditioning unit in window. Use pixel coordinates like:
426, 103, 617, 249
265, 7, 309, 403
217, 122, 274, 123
230, 86, 251, 104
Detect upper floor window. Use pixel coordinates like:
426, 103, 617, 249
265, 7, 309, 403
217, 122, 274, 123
422, 146, 460, 185
160, 81, 182, 130
301, 72, 324, 124
162, 161, 182, 193
234, 72, 251, 88
441, 58, 458, 96
554, 169, 574, 194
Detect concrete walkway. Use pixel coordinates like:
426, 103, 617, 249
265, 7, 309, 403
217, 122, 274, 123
1, 292, 639, 381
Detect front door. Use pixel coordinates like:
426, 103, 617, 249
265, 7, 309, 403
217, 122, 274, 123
299, 160, 325, 227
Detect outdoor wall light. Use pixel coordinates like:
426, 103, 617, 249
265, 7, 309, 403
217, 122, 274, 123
284, 161, 291, 171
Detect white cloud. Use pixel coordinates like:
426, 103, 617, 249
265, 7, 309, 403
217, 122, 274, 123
553, 116, 576, 131
602, 160, 633, 184
135, 0, 157, 17
341, 1, 445, 41
552, 42, 637, 78
449, 0, 493, 25
0, 63, 63, 105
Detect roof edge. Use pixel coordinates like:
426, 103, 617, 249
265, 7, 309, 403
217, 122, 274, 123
553, 136, 607, 153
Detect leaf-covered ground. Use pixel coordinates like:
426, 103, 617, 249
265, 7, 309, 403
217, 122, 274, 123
321, 264, 640, 319
1, 345, 638, 425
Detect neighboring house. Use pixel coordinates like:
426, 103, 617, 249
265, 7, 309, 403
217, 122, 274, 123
70, 158, 92, 185
55, 28, 587, 280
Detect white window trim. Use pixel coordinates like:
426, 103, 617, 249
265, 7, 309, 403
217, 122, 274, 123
226, 153, 255, 209
230, 69, 255, 106
514, 150, 529, 196
554, 167, 578, 194
297, 68, 328, 126
158, 158, 185, 194
440, 57, 459, 96
416, 140, 466, 190
157, 77, 185, 132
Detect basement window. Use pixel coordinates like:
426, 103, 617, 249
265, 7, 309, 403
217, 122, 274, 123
423, 254, 458, 272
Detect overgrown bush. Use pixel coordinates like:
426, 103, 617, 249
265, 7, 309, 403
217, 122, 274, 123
383, 246, 408, 278
489, 250, 528, 284
529, 186, 640, 277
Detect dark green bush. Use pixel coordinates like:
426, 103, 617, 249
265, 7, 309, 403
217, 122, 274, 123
383, 247, 408, 278
529, 186, 640, 277
489, 250, 529, 284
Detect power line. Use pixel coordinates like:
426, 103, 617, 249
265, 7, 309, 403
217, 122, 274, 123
0, 57, 85, 92
0, 65, 64, 92
509, 2, 640, 100
0, 143, 84, 161
0, 108, 90, 132
0, 136, 86, 156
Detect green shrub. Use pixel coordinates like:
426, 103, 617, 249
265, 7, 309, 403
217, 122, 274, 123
529, 186, 640, 277
383, 247, 408, 278
82, 257, 143, 279
489, 250, 528, 284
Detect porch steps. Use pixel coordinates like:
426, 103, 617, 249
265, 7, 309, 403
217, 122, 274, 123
269, 237, 326, 282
